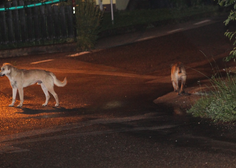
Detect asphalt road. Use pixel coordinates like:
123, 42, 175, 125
1, 17, 236, 167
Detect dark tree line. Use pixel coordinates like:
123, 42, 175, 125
126, 0, 215, 10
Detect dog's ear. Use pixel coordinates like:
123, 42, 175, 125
3, 63, 12, 67
4, 64, 13, 72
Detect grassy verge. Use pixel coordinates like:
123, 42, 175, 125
187, 72, 236, 123
99, 5, 220, 37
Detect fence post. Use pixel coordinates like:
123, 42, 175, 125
53, 6, 61, 40
19, 0, 27, 42
25, 1, 34, 42
46, 5, 54, 40
0, 5, 8, 44
33, 5, 41, 42
39, 5, 46, 43
60, 6, 67, 38
5, 1, 15, 43
65, 5, 74, 38
12, 0, 21, 42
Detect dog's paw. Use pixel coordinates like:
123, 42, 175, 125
42, 103, 47, 106
55, 104, 59, 107
8, 104, 14, 107
17, 104, 22, 108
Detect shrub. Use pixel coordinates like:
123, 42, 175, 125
187, 73, 236, 123
216, 0, 236, 61
75, 0, 103, 51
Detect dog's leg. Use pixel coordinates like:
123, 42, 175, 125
44, 79, 59, 107
48, 87, 59, 107
179, 76, 186, 95
40, 84, 50, 106
17, 87, 24, 107
172, 80, 177, 92
9, 87, 17, 107
173, 80, 179, 93
179, 81, 184, 94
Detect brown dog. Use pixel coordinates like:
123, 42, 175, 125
171, 62, 186, 95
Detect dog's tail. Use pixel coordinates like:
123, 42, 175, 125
50, 73, 67, 87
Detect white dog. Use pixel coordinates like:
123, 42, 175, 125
0, 63, 67, 107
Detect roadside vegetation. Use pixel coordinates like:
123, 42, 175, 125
187, 72, 236, 123
75, 0, 103, 51
78, 3, 219, 50
0, 1, 221, 50
187, 0, 236, 123
100, 5, 219, 36
220, 0, 236, 62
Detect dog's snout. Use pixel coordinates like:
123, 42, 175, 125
0, 72, 5, 77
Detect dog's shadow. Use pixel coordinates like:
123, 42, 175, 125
17, 107, 87, 117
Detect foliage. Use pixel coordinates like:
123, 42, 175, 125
75, 0, 103, 51
0, 3, 219, 50
187, 73, 236, 123
101, 5, 218, 32
216, 0, 236, 61
126, 0, 215, 10
169, 0, 205, 8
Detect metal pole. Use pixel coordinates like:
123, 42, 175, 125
72, 0, 76, 14
72, 0, 76, 39
110, 0, 114, 24
98, 0, 103, 11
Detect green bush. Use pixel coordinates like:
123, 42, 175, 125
216, 0, 236, 61
75, 0, 103, 51
187, 74, 236, 123
189, 0, 236, 122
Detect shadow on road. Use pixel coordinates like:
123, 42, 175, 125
18, 107, 86, 117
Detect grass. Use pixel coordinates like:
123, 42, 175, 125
187, 72, 236, 123
100, 5, 219, 33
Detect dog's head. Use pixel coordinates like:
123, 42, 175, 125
0, 63, 12, 77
